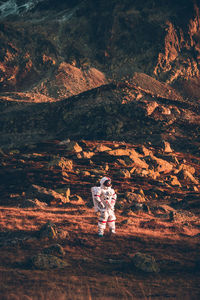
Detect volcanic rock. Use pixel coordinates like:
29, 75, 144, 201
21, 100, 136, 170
132, 252, 160, 273
30, 254, 70, 270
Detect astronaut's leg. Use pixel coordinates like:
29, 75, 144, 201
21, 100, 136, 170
98, 210, 108, 236
107, 211, 116, 234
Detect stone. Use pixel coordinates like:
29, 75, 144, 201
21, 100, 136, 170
27, 185, 68, 204
168, 175, 182, 187
70, 194, 84, 203
157, 204, 176, 214
30, 254, 70, 269
117, 169, 131, 178
38, 221, 59, 240
177, 164, 196, 175
48, 157, 73, 171
162, 141, 173, 153
141, 145, 153, 156
58, 158, 73, 171
65, 141, 82, 153
42, 244, 66, 257
132, 252, 160, 273
59, 139, 71, 145
20, 198, 48, 208
145, 155, 173, 174
125, 192, 146, 203
130, 203, 150, 213
107, 148, 148, 169
178, 170, 199, 185
117, 156, 135, 166
80, 170, 91, 176
81, 151, 94, 159
95, 144, 112, 152
145, 101, 159, 116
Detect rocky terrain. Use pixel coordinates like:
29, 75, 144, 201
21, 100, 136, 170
0, 0, 200, 299
0, 139, 200, 299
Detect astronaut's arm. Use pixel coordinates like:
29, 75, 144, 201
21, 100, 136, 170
94, 194, 105, 209
110, 191, 117, 208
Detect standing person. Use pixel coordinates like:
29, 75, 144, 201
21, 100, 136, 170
91, 177, 117, 237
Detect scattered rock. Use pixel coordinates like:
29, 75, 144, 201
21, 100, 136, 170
117, 156, 135, 167
38, 221, 68, 240
156, 204, 176, 214
107, 148, 148, 169
48, 157, 73, 171
65, 141, 82, 153
169, 210, 198, 223
130, 202, 150, 213
42, 244, 66, 257
125, 192, 146, 203
81, 151, 95, 159
176, 164, 196, 175
95, 144, 112, 152
27, 185, 68, 204
178, 170, 199, 185
58, 158, 73, 171
20, 198, 48, 208
145, 101, 159, 116
30, 254, 70, 269
145, 155, 173, 173
162, 141, 173, 153
117, 169, 131, 178
168, 175, 182, 187
70, 194, 84, 204
132, 252, 160, 273
80, 170, 91, 176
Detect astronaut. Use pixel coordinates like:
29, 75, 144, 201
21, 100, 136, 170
91, 177, 117, 237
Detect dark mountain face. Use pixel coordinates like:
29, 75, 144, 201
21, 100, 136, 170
0, 0, 200, 151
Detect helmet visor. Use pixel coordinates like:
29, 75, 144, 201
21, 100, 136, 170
104, 179, 111, 187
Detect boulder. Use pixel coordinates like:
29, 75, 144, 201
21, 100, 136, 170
178, 170, 199, 185
145, 155, 173, 173
107, 148, 148, 169
38, 221, 68, 240
30, 254, 70, 269
168, 175, 182, 187
20, 198, 48, 208
130, 202, 150, 213
38, 221, 58, 240
130, 167, 159, 179
145, 101, 159, 116
48, 157, 73, 171
70, 194, 84, 204
65, 141, 82, 153
42, 244, 66, 258
162, 141, 173, 153
81, 151, 95, 159
117, 169, 131, 178
125, 192, 146, 203
95, 144, 112, 152
132, 252, 160, 273
176, 164, 196, 175
58, 158, 73, 171
27, 185, 68, 204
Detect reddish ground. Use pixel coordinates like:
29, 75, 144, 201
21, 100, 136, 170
0, 140, 199, 299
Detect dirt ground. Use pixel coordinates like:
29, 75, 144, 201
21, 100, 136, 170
0, 140, 200, 299
0, 203, 199, 300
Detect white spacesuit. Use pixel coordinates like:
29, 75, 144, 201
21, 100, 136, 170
91, 177, 117, 237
